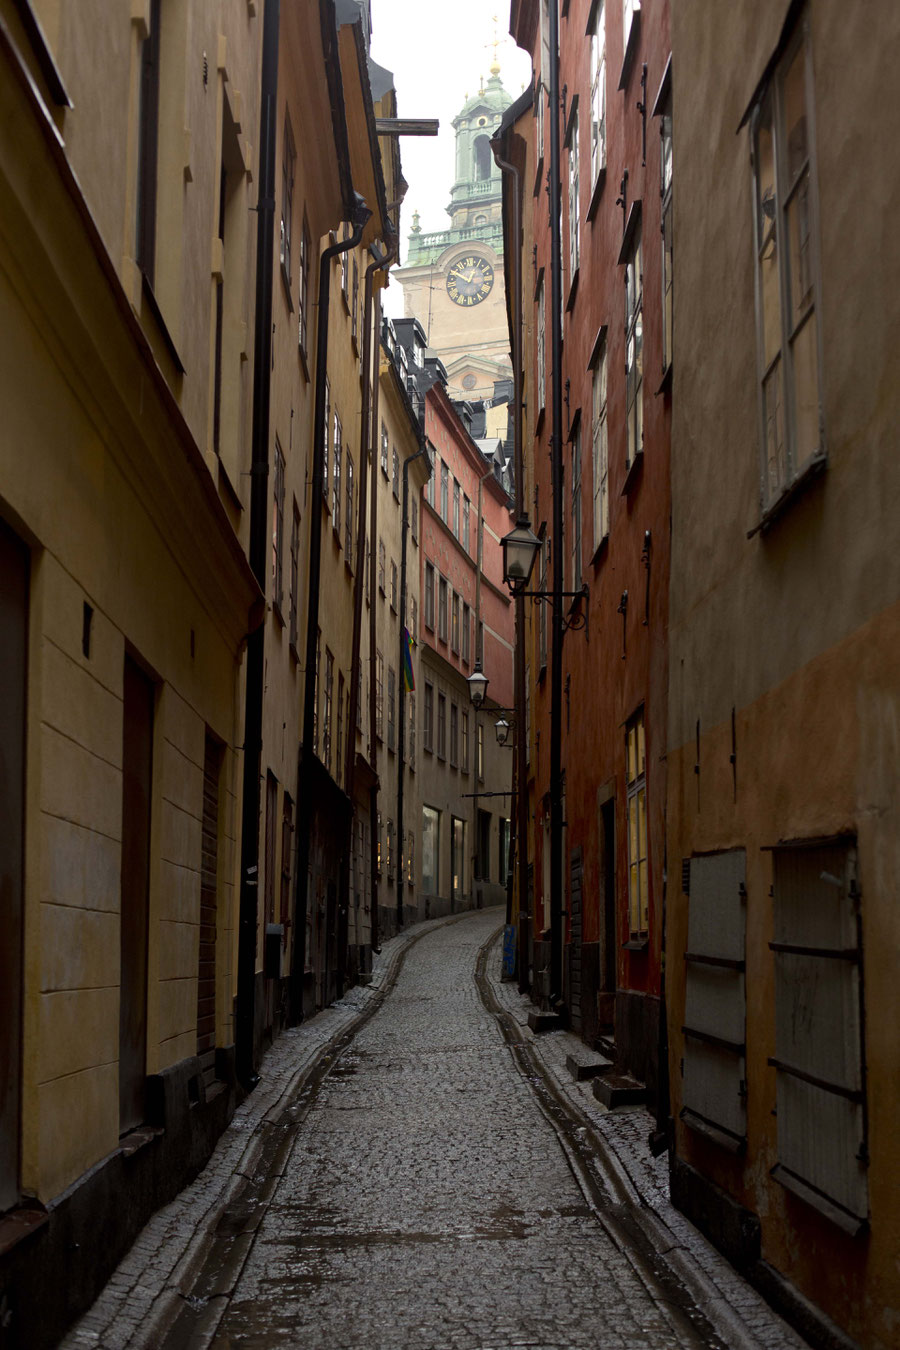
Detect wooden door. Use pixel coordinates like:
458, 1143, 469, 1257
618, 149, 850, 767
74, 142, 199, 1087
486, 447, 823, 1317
0, 521, 28, 1210
119, 656, 154, 1134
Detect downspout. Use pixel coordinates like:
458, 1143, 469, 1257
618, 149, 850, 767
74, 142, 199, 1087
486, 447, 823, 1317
368, 286, 383, 946
474, 461, 494, 897
345, 232, 396, 966
491, 133, 529, 990
397, 433, 428, 932
236, 0, 279, 1091
291, 193, 371, 1023
548, 0, 565, 1010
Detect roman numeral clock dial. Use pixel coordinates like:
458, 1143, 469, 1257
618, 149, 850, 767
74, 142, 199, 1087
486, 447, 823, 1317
446, 254, 494, 306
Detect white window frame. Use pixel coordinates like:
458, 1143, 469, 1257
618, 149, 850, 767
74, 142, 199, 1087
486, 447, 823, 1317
625, 709, 648, 939
624, 229, 643, 470
590, 1, 606, 190
592, 344, 609, 548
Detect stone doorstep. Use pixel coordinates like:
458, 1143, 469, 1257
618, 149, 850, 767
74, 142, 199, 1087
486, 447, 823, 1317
527, 1010, 565, 1033
564, 1049, 613, 1082
592, 1072, 649, 1109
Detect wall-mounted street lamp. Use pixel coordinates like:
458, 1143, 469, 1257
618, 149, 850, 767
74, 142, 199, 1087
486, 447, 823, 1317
495, 717, 511, 747
499, 515, 588, 632
467, 660, 489, 709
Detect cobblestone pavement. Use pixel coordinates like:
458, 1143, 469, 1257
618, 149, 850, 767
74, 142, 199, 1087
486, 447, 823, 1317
64, 909, 807, 1350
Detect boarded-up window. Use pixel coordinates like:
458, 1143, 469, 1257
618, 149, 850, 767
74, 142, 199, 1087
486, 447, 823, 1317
770, 839, 867, 1232
682, 851, 747, 1150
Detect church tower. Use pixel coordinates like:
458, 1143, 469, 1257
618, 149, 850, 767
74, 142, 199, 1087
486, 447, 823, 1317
394, 63, 513, 401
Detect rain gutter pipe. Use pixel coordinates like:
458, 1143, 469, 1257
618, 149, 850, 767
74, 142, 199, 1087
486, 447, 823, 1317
236, 0, 279, 1091
291, 192, 372, 1023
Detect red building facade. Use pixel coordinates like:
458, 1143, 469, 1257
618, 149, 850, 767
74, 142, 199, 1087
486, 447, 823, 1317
507, 0, 671, 1103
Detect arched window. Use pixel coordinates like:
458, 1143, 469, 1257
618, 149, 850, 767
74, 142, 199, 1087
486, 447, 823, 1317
474, 135, 492, 181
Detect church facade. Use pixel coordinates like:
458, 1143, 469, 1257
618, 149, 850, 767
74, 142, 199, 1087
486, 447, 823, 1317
395, 68, 513, 401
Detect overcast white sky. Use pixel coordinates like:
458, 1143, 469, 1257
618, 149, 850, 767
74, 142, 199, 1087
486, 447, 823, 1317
369, 1, 532, 314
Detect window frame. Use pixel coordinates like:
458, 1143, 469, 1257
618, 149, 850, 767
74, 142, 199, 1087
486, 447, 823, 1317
624, 224, 643, 472
272, 439, 285, 616
625, 709, 648, 940
589, 1, 607, 198
424, 561, 435, 629
423, 680, 434, 753
592, 341, 609, 551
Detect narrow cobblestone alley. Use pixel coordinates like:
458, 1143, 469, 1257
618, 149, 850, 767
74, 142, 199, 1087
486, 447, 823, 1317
66, 910, 808, 1350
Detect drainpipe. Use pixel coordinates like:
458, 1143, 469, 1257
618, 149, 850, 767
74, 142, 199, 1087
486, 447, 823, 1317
345, 232, 395, 972
548, 0, 565, 1010
491, 133, 529, 992
291, 193, 372, 1023
236, 0, 279, 1092
368, 286, 384, 946
397, 434, 428, 932
474, 461, 495, 896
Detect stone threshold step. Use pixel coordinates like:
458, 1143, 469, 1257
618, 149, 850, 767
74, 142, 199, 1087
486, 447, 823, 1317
565, 1050, 613, 1082
592, 1073, 649, 1108
527, 1010, 565, 1033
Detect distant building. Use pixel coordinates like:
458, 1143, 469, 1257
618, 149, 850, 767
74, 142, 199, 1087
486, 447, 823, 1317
394, 66, 514, 401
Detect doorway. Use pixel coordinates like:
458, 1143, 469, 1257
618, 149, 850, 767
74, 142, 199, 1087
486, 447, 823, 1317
119, 655, 154, 1134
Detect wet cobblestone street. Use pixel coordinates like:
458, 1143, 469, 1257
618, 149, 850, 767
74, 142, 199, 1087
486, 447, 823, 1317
65, 909, 807, 1350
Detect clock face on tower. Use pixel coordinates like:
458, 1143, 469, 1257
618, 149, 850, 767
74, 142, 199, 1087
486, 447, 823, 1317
446, 254, 494, 307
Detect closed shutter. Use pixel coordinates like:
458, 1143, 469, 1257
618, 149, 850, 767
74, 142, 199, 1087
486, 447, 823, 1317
681, 851, 747, 1150
770, 840, 867, 1232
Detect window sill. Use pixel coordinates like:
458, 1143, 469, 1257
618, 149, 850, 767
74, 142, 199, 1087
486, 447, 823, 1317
333, 525, 342, 549
680, 1107, 746, 1155
618, 12, 641, 90
747, 454, 827, 538
591, 533, 609, 568
298, 341, 310, 382
656, 362, 673, 397
533, 153, 545, 199
621, 450, 644, 496
770, 1164, 867, 1238
289, 639, 299, 663
586, 167, 607, 223
280, 264, 294, 312
535, 406, 546, 436
141, 273, 185, 374
622, 937, 648, 952
272, 601, 285, 628
565, 267, 580, 312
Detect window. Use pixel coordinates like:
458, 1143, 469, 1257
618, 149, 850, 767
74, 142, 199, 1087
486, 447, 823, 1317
450, 702, 459, 766
453, 480, 460, 537
539, 540, 548, 671
624, 0, 640, 54
624, 229, 643, 469
536, 275, 546, 412
660, 91, 673, 373
477, 619, 484, 665
423, 681, 434, 752
323, 649, 334, 772
323, 380, 330, 501
387, 667, 396, 752
476, 809, 491, 881
375, 649, 384, 740
332, 413, 342, 535
272, 440, 285, 613
386, 819, 394, 882
625, 711, 648, 938
381, 421, 389, 476
411, 496, 418, 542
289, 500, 300, 647
411, 596, 418, 644
567, 111, 580, 281
427, 455, 437, 507
340, 223, 349, 298
438, 576, 448, 643
499, 818, 511, 887
390, 560, 398, 612
135, 0, 161, 286
313, 631, 320, 753
463, 496, 470, 552
441, 463, 449, 522
590, 1, 607, 191
408, 694, 416, 767
298, 219, 310, 354
280, 115, 295, 285
407, 830, 415, 885
769, 840, 867, 1229
476, 723, 484, 782
392, 448, 400, 499
682, 851, 747, 1151
750, 12, 823, 513
351, 258, 359, 343
424, 562, 435, 628
571, 423, 582, 591
461, 711, 469, 772
592, 345, 609, 548
376, 811, 382, 876
336, 673, 344, 786
422, 805, 440, 892
345, 454, 354, 563
462, 602, 471, 664
378, 538, 386, 594
437, 693, 446, 760
451, 592, 460, 653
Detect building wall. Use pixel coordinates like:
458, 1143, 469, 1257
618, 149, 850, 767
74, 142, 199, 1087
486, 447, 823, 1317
667, 1, 900, 1344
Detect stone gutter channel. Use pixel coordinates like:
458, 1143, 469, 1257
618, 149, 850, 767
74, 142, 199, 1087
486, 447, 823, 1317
65, 909, 805, 1350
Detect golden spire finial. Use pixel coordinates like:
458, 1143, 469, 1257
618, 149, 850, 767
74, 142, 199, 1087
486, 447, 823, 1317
490, 15, 501, 76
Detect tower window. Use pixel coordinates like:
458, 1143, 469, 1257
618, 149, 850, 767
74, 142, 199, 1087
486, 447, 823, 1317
474, 135, 493, 181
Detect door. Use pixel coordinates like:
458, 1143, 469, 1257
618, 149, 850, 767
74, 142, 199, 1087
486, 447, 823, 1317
0, 521, 28, 1210
599, 799, 616, 1024
119, 655, 154, 1134
451, 816, 465, 909
569, 847, 584, 1033
197, 733, 221, 1092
